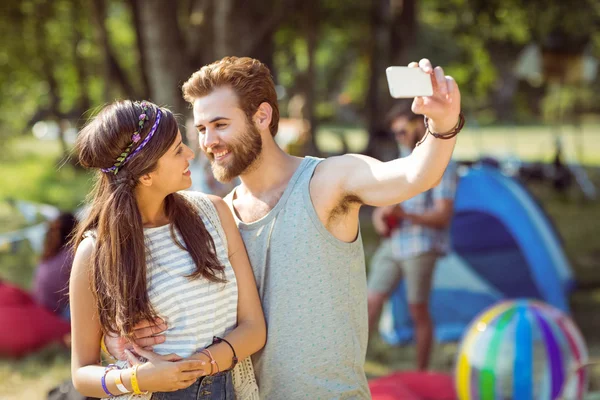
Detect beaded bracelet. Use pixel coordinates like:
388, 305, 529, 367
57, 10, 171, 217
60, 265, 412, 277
101, 364, 119, 397
213, 336, 238, 369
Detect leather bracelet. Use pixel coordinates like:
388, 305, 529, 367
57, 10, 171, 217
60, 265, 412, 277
213, 336, 238, 369
417, 112, 465, 147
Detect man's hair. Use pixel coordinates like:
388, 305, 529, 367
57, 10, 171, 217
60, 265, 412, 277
385, 100, 421, 127
182, 56, 280, 137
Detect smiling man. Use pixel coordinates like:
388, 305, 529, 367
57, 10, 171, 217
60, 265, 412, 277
105, 56, 463, 399
183, 56, 462, 398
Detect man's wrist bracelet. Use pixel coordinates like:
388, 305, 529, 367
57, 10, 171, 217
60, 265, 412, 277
424, 112, 465, 140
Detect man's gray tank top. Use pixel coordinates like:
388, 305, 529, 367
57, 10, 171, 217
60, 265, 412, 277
224, 156, 370, 399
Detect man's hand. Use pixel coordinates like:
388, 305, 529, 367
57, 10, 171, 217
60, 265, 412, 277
104, 318, 168, 361
409, 58, 461, 134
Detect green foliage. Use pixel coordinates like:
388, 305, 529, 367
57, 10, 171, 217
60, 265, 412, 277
0, 0, 599, 140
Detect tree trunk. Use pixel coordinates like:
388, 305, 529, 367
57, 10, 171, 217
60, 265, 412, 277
213, 0, 235, 58
71, 0, 90, 128
91, 0, 137, 100
186, 0, 214, 70
487, 41, 523, 122
35, 2, 68, 155
364, 0, 392, 159
301, 0, 320, 156
137, 0, 189, 117
127, 0, 151, 99
389, 0, 416, 66
214, 0, 289, 67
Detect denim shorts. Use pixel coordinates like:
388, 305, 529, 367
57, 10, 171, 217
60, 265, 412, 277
150, 370, 234, 400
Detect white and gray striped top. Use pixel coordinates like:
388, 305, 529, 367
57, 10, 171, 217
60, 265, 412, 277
143, 191, 238, 358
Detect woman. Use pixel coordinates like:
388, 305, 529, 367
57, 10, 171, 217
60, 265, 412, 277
33, 212, 77, 319
69, 100, 265, 399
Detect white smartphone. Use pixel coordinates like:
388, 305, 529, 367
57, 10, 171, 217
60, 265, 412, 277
386, 66, 433, 98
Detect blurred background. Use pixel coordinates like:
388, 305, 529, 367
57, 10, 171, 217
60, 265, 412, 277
1, 0, 600, 399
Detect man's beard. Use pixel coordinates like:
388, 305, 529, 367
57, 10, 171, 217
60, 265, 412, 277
209, 120, 263, 183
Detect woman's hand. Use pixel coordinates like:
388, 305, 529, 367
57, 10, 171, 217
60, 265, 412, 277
123, 344, 208, 392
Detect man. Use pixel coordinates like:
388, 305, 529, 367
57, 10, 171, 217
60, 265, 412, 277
368, 101, 457, 371
105, 56, 462, 398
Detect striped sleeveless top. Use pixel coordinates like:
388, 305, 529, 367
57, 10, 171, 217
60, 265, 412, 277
144, 191, 238, 358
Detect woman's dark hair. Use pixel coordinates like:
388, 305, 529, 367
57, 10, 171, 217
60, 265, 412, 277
73, 100, 224, 337
41, 212, 77, 261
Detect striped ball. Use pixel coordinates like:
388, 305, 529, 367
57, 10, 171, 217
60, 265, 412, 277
455, 300, 588, 400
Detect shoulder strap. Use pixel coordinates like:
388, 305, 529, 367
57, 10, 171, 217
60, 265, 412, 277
182, 192, 228, 250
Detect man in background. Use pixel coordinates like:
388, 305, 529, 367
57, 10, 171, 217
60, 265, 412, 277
368, 101, 458, 371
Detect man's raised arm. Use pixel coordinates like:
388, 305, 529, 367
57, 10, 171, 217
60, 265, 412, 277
321, 58, 462, 208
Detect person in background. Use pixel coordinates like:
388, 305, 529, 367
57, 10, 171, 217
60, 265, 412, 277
33, 212, 77, 319
367, 101, 458, 371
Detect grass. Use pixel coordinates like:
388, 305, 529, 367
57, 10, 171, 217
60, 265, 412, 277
0, 137, 93, 212
1, 126, 600, 399
318, 122, 600, 165
0, 345, 72, 400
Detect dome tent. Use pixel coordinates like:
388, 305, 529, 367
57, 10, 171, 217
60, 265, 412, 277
380, 165, 575, 344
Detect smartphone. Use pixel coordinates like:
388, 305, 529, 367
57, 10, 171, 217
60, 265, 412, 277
386, 66, 433, 98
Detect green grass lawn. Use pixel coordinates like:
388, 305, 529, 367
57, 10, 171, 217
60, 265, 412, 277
1, 126, 600, 399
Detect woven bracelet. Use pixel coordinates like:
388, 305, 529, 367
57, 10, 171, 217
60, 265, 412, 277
424, 112, 465, 139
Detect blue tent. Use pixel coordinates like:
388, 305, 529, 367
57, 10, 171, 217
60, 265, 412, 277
380, 165, 575, 344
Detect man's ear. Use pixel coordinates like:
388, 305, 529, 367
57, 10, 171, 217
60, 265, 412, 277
253, 102, 273, 131
139, 173, 153, 187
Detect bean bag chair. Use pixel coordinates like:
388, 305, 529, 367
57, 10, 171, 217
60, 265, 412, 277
370, 376, 420, 400
0, 280, 35, 306
369, 371, 457, 400
0, 281, 70, 357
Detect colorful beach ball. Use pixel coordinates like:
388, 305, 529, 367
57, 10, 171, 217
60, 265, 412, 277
455, 300, 588, 400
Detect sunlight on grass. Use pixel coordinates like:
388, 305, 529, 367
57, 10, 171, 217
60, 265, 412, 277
317, 123, 600, 165
0, 345, 71, 400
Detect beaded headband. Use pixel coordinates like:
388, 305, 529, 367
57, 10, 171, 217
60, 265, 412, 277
101, 101, 162, 174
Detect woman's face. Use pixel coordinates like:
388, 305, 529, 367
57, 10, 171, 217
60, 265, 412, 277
148, 130, 195, 194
